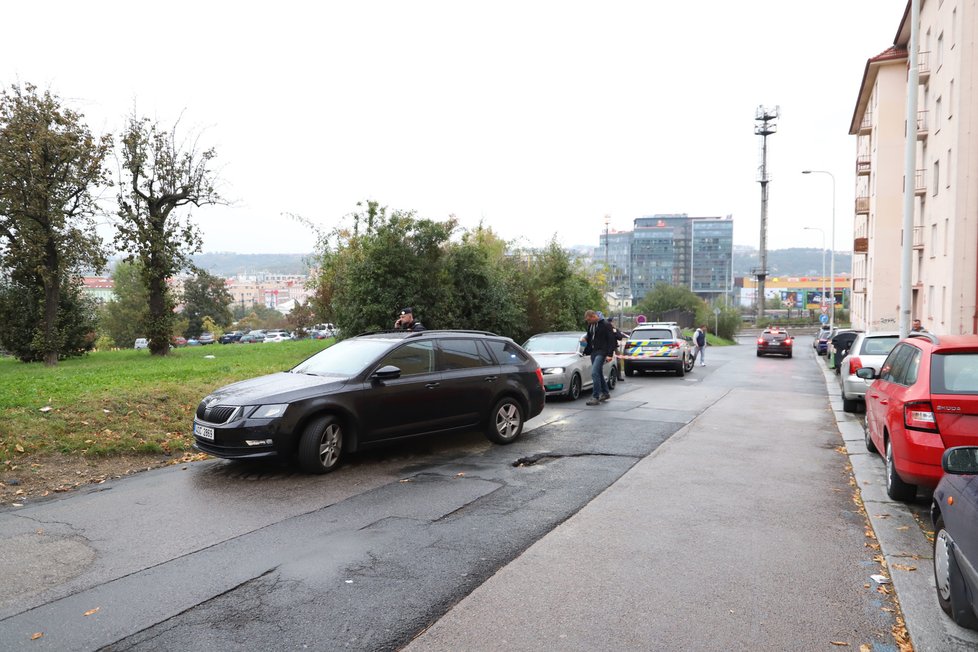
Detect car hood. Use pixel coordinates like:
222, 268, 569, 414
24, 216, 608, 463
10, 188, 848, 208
205, 371, 348, 406
529, 352, 581, 367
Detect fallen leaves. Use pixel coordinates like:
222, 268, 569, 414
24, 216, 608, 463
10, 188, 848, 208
830, 642, 849, 647
30, 632, 43, 640
83, 607, 100, 616
891, 563, 917, 572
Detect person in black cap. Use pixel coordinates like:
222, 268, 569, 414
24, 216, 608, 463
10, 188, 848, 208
393, 307, 426, 331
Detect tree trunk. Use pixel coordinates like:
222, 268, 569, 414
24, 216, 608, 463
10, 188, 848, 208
147, 268, 170, 356
42, 241, 61, 367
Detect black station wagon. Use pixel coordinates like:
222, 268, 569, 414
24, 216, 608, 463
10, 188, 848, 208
192, 330, 546, 473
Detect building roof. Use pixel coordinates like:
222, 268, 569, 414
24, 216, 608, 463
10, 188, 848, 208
82, 277, 114, 289
848, 45, 908, 135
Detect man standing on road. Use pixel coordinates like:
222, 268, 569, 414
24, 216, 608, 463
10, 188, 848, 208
693, 325, 707, 367
583, 310, 614, 406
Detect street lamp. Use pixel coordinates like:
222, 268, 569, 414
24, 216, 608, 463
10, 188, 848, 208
803, 226, 827, 320
802, 170, 836, 329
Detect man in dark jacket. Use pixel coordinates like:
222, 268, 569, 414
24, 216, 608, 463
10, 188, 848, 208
583, 310, 615, 405
393, 307, 426, 332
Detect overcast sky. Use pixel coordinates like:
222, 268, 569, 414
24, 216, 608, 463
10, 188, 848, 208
3, 0, 908, 255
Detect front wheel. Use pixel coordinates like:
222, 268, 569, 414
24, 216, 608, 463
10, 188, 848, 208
864, 424, 877, 453
297, 415, 344, 474
485, 397, 524, 444
885, 439, 916, 502
684, 354, 694, 372
842, 389, 858, 413
607, 367, 617, 390
934, 516, 978, 628
568, 374, 582, 401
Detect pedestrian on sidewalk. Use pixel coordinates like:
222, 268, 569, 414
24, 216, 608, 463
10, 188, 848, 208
582, 310, 615, 405
693, 325, 707, 366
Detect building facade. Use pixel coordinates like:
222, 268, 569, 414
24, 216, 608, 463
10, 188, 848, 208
850, 0, 978, 334
599, 214, 733, 302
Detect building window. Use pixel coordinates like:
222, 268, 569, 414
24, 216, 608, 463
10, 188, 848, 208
933, 160, 940, 196
928, 286, 934, 319
930, 223, 937, 258
949, 80, 954, 118
944, 147, 951, 188
952, 8, 957, 48
937, 32, 944, 70
935, 96, 942, 132
944, 218, 949, 256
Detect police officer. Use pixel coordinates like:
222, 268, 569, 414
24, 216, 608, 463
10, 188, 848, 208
393, 307, 426, 331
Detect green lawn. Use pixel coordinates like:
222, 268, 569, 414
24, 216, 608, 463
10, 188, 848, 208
0, 339, 331, 459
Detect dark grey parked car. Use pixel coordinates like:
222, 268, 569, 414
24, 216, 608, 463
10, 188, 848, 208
193, 330, 546, 473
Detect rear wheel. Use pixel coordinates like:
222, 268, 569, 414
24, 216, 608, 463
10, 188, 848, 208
842, 389, 859, 413
675, 362, 685, 378
756, 351, 763, 357
607, 368, 617, 390
485, 397, 524, 444
568, 374, 582, 401
626, 364, 636, 377
297, 415, 344, 474
684, 354, 694, 372
885, 438, 916, 502
864, 423, 877, 453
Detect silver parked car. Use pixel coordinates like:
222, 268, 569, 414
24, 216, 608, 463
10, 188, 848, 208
839, 331, 900, 412
523, 331, 617, 400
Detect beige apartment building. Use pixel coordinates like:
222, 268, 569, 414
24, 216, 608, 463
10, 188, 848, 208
849, 0, 978, 334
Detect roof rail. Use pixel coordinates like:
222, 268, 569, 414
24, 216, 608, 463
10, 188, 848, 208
907, 332, 939, 344
406, 329, 498, 337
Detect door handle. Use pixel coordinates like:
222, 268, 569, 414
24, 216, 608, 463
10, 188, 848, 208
425, 382, 440, 389
869, 393, 878, 399
879, 399, 888, 405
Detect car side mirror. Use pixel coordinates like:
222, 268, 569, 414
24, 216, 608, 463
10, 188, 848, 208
942, 446, 978, 474
371, 365, 402, 381
855, 367, 877, 380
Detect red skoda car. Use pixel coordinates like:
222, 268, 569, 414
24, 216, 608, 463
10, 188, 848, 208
859, 333, 978, 501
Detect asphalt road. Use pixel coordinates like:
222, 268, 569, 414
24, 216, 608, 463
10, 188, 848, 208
0, 335, 964, 650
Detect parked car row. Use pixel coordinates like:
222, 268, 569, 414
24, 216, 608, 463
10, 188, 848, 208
848, 330, 978, 630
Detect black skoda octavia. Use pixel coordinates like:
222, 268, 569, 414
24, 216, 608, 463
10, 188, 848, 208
192, 330, 546, 473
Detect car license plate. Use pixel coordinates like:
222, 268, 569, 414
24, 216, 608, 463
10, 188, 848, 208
194, 422, 215, 440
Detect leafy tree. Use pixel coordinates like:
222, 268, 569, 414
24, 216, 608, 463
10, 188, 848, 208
0, 84, 111, 365
115, 113, 224, 355
635, 283, 705, 319
201, 315, 223, 338
287, 300, 315, 336
520, 240, 605, 342
99, 260, 149, 348
182, 268, 233, 337
0, 274, 98, 362
231, 304, 288, 331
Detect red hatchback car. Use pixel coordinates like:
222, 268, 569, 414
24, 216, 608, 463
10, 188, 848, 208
859, 333, 978, 502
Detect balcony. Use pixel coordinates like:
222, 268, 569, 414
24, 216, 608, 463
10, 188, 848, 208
855, 195, 870, 214
913, 225, 925, 250
852, 277, 867, 294
858, 111, 873, 134
915, 169, 926, 196
917, 110, 928, 139
918, 51, 931, 81
856, 155, 871, 175
854, 237, 869, 254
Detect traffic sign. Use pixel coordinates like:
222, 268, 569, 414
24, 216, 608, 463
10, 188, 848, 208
636, 315, 647, 323
820, 314, 829, 324
820, 305, 829, 314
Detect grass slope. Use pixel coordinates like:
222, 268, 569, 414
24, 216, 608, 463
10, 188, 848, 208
0, 339, 330, 459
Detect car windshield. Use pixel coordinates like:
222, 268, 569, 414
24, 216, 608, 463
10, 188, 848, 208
291, 338, 394, 377
631, 329, 671, 340
860, 336, 899, 356
524, 334, 581, 353
931, 353, 978, 394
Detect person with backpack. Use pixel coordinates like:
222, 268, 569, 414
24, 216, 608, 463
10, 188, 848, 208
693, 325, 707, 367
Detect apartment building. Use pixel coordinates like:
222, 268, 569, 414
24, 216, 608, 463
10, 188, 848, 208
850, 0, 978, 334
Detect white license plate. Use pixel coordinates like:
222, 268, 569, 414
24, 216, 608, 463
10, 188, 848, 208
194, 423, 215, 440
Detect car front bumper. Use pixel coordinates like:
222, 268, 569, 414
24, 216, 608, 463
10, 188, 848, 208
192, 416, 294, 460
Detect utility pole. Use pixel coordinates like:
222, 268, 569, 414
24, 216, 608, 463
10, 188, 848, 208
900, 0, 921, 338
754, 106, 779, 323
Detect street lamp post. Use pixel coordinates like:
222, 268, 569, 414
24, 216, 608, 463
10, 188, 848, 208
803, 226, 827, 320
802, 170, 836, 329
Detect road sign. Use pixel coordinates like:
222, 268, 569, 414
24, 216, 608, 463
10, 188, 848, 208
821, 305, 829, 314
636, 315, 647, 323
820, 314, 829, 324
713, 308, 721, 316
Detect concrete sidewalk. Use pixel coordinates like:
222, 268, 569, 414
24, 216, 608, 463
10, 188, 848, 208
406, 347, 902, 651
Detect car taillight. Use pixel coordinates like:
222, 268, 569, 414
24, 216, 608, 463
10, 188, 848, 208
784, 338, 792, 345
757, 338, 764, 344
668, 342, 680, 349
904, 400, 939, 433
848, 357, 862, 375
535, 368, 544, 389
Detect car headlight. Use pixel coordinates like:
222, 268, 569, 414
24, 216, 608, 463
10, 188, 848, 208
541, 367, 565, 374
249, 404, 288, 419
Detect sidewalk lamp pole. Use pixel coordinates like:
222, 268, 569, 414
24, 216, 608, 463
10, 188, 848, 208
803, 226, 827, 319
802, 170, 836, 329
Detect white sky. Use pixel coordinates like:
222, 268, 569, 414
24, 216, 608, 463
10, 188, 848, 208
2, 0, 908, 255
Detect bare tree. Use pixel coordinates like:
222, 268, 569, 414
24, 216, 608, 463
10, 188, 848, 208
115, 113, 225, 354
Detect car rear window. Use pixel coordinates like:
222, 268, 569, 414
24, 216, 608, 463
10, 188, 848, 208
438, 338, 494, 370
486, 339, 530, 365
860, 336, 899, 356
631, 329, 672, 340
931, 353, 978, 394
762, 333, 787, 341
